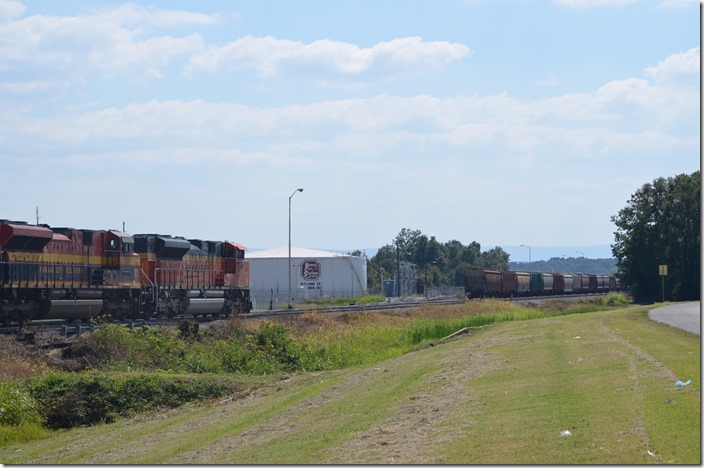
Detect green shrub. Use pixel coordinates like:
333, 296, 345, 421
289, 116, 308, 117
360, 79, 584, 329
0, 382, 42, 427
29, 374, 233, 429
254, 322, 301, 369
601, 292, 630, 307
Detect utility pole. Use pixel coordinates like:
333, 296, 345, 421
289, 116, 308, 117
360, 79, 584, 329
396, 241, 401, 297
35, 206, 41, 225
288, 188, 303, 309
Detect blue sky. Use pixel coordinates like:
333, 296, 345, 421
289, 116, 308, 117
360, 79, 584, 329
0, 0, 699, 260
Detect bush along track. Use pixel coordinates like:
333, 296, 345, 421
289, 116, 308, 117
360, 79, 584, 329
1, 301, 699, 464
0, 294, 633, 435
28, 374, 241, 429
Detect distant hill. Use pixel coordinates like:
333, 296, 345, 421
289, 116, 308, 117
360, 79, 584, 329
509, 257, 616, 274
495, 244, 614, 263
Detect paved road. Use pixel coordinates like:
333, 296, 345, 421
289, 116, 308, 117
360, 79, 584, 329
648, 302, 701, 336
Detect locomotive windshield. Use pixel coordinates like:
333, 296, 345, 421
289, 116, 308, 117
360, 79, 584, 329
107, 231, 135, 253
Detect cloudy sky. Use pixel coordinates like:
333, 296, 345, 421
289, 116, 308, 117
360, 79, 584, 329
0, 0, 699, 259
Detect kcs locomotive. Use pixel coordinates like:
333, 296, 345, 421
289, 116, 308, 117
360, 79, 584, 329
0, 219, 251, 325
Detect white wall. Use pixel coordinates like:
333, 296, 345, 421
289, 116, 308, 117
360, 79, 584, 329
249, 255, 367, 309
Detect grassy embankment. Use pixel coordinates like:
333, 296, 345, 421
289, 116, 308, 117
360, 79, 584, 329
0, 294, 699, 463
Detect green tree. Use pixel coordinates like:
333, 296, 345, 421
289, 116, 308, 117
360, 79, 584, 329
477, 247, 510, 271
611, 171, 700, 301
368, 228, 511, 292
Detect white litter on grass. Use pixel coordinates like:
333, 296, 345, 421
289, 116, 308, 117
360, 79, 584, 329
560, 430, 572, 437
572, 336, 581, 339
647, 450, 657, 458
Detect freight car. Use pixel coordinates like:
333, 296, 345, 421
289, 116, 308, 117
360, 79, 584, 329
465, 268, 502, 298
0, 219, 252, 325
464, 267, 618, 299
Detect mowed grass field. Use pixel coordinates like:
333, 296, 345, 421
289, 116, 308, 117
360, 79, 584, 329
1, 304, 699, 464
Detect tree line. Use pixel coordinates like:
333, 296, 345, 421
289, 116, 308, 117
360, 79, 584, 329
356, 170, 699, 301
360, 229, 619, 294
364, 228, 509, 294
611, 171, 700, 301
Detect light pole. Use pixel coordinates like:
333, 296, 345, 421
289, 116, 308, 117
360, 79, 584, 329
520, 244, 532, 271
288, 188, 303, 309
576, 251, 585, 258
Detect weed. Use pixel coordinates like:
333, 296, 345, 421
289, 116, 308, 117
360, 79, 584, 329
0, 382, 42, 427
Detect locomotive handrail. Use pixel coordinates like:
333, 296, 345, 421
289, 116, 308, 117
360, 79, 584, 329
140, 268, 157, 304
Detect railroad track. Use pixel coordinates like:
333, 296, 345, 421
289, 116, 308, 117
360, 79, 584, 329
247, 296, 466, 319
1, 293, 609, 335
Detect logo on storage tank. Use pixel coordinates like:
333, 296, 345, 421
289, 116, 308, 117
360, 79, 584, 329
300, 259, 321, 280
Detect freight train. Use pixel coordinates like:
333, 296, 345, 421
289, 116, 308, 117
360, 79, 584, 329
464, 267, 619, 299
0, 219, 252, 325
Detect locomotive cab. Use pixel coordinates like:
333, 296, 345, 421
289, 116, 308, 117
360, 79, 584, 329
100, 230, 139, 288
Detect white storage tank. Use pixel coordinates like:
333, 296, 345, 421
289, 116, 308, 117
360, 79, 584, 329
247, 246, 367, 310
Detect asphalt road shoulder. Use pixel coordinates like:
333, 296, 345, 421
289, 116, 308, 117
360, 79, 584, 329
648, 301, 701, 336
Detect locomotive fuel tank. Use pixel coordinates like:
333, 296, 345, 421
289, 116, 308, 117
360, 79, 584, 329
38, 299, 103, 320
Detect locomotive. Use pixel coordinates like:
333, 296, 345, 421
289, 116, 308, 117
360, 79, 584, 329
0, 219, 252, 325
464, 267, 619, 299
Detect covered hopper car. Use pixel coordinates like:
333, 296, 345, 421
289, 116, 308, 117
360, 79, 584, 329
465, 267, 618, 299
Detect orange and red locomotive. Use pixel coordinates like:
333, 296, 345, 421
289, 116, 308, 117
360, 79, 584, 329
0, 219, 251, 325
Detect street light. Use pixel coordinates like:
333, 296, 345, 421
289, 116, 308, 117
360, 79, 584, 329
520, 244, 532, 271
288, 188, 303, 309
576, 251, 585, 258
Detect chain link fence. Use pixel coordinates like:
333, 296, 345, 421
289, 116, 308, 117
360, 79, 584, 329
424, 286, 466, 299
251, 288, 362, 310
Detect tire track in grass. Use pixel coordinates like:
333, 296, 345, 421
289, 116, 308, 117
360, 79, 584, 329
430, 313, 672, 464
114, 374, 344, 464
596, 317, 689, 463
1, 403, 212, 464
4, 307, 698, 464
177, 349, 454, 464
320, 345, 503, 464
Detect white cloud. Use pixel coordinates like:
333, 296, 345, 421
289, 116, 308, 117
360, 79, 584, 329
645, 47, 700, 82
0, 4, 470, 94
96, 3, 221, 28
186, 35, 471, 79
0, 80, 58, 93
0, 4, 214, 89
4, 62, 695, 165
0, 0, 25, 19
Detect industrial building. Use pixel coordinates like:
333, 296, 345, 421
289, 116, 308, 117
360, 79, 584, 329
247, 247, 367, 310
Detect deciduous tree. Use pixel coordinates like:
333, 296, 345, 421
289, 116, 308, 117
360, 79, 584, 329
611, 171, 700, 301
